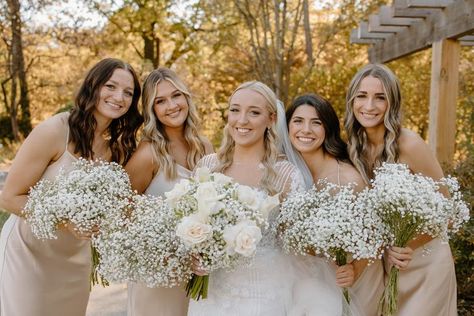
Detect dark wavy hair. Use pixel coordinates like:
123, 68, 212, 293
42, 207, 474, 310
68, 58, 143, 164
286, 93, 350, 163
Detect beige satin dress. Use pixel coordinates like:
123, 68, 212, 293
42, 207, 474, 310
0, 132, 91, 316
127, 164, 191, 316
351, 260, 385, 316
384, 238, 457, 316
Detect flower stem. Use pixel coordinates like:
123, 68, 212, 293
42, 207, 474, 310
380, 266, 399, 316
90, 245, 109, 289
186, 274, 209, 300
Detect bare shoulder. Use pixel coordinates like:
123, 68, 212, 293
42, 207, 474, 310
398, 128, 427, 153
200, 136, 215, 154
25, 113, 69, 150
398, 128, 444, 179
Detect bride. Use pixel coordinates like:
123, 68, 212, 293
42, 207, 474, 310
187, 81, 304, 315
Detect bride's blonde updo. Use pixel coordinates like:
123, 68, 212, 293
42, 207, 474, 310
216, 81, 280, 195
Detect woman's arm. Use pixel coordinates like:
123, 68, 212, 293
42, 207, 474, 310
124, 141, 156, 194
0, 116, 65, 216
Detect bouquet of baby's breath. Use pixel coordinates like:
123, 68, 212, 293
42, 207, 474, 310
364, 163, 470, 316
93, 194, 193, 287
167, 167, 278, 300
23, 158, 134, 286
277, 180, 387, 302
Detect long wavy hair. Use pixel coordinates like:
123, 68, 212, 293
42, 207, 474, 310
216, 81, 280, 195
344, 64, 402, 183
68, 58, 143, 164
286, 93, 350, 163
141, 67, 205, 180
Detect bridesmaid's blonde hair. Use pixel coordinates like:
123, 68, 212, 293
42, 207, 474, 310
141, 67, 205, 179
215, 81, 280, 195
344, 64, 402, 184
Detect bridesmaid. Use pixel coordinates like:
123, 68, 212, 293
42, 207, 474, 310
286, 93, 383, 316
125, 67, 213, 316
344, 63, 457, 315
188, 81, 305, 316
0, 58, 143, 316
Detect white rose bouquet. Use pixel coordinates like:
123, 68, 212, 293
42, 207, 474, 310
277, 180, 387, 302
364, 163, 470, 316
167, 167, 279, 300
23, 158, 134, 286
93, 194, 193, 288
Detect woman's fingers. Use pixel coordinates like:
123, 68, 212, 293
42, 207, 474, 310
335, 264, 355, 287
191, 254, 208, 276
387, 246, 413, 270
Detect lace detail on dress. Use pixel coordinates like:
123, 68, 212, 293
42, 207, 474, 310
189, 155, 305, 316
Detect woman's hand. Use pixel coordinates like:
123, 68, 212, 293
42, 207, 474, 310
387, 246, 413, 270
191, 254, 209, 276
60, 221, 99, 240
335, 263, 355, 288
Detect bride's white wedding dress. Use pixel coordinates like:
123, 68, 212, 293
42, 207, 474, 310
188, 154, 361, 316
188, 154, 302, 316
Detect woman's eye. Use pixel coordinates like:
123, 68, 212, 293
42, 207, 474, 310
172, 93, 182, 98
292, 119, 302, 124
125, 91, 133, 97
250, 111, 260, 116
229, 108, 239, 112
377, 96, 386, 101
312, 120, 322, 126
155, 99, 164, 105
105, 84, 115, 89
356, 94, 366, 99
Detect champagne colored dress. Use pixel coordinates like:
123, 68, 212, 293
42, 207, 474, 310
351, 260, 385, 316
127, 164, 191, 316
384, 238, 457, 316
0, 130, 91, 316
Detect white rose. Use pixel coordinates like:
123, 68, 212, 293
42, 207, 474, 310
213, 172, 233, 185
237, 185, 260, 210
165, 179, 191, 207
195, 182, 224, 217
195, 167, 211, 183
176, 214, 213, 247
260, 194, 280, 218
223, 220, 262, 257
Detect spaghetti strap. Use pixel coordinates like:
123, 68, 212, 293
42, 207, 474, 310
65, 126, 70, 151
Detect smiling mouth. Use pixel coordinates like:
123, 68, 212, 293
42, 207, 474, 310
106, 101, 123, 110
296, 136, 315, 143
236, 127, 251, 134
360, 112, 379, 119
167, 109, 181, 117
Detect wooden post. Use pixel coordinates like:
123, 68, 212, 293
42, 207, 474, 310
428, 38, 460, 166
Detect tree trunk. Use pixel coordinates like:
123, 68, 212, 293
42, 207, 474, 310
303, 0, 313, 66
7, 0, 31, 139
